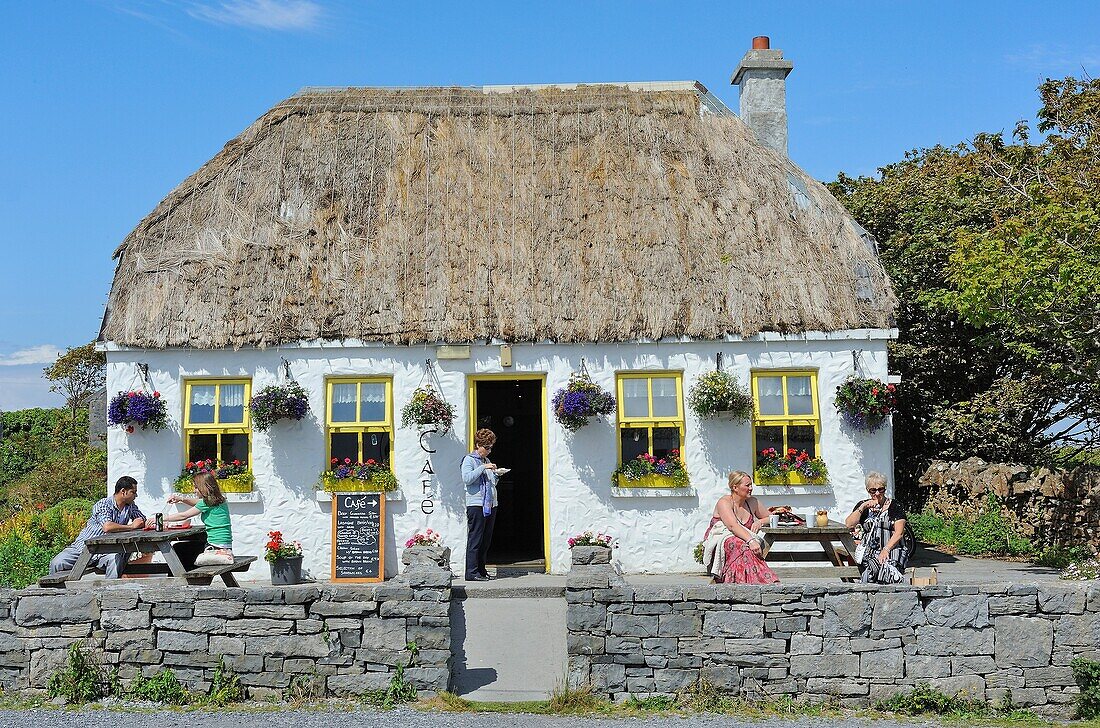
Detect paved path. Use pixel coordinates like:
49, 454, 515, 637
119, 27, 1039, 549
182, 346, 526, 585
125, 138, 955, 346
0, 708, 931, 728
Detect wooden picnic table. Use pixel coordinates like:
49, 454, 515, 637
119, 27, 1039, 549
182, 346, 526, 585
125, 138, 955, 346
759, 520, 861, 579
40, 525, 255, 588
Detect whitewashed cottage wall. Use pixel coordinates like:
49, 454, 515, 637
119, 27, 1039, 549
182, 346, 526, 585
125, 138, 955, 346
103, 333, 893, 578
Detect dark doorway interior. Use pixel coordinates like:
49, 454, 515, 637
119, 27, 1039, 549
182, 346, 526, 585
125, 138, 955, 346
474, 379, 544, 566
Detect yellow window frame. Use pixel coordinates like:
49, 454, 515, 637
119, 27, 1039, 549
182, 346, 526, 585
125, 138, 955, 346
182, 378, 252, 467
615, 372, 685, 464
750, 370, 822, 481
324, 377, 394, 465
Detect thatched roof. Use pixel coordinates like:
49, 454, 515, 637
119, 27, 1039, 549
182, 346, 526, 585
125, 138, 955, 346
100, 82, 895, 349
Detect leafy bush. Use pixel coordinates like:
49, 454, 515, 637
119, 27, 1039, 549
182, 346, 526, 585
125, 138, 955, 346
129, 668, 190, 704
47, 644, 116, 704
1033, 545, 1094, 569
876, 684, 1030, 719
907, 494, 1031, 556
0, 408, 73, 489
0, 499, 93, 587
3, 448, 105, 511
1072, 657, 1100, 719
200, 660, 243, 707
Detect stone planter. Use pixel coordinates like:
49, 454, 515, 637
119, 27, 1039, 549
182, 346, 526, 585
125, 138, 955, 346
401, 544, 451, 568
269, 556, 304, 585
570, 545, 612, 566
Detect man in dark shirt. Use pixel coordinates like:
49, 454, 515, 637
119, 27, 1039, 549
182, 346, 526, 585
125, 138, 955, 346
49, 476, 147, 578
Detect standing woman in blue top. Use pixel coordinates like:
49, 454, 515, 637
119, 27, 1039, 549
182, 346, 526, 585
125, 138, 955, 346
463, 428, 499, 581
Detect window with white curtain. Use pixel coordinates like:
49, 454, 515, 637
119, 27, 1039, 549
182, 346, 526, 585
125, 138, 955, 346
184, 379, 252, 467
326, 378, 393, 467
751, 370, 820, 479
616, 372, 684, 465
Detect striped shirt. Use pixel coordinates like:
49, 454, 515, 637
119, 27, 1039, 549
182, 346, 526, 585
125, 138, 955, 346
70, 496, 146, 548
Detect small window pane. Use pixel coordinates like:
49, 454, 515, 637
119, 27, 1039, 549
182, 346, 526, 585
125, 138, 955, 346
188, 433, 217, 463
652, 427, 680, 460
620, 427, 649, 462
788, 425, 816, 458
331, 383, 357, 422
362, 431, 390, 464
754, 425, 783, 458
623, 379, 649, 418
757, 377, 785, 416
651, 378, 678, 418
786, 376, 814, 416
330, 432, 359, 463
219, 383, 246, 424
189, 385, 216, 424
220, 433, 249, 463
360, 382, 386, 422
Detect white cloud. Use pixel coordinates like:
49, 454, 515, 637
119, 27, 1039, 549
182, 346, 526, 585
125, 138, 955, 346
0, 366, 64, 411
1005, 44, 1100, 73
0, 344, 60, 367
186, 0, 322, 31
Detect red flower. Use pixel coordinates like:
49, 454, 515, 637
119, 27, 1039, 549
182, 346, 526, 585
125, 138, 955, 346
126, 425, 135, 433
233, 459, 241, 466
35, 502, 45, 510
153, 391, 161, 398
344, 457, 352, 465
128, 392, 136, 398
331, 458, 338, 465
186, 462, 194, 469
367, 459, 376, 465
872, 388, 879, 395
887, 384, 896, 392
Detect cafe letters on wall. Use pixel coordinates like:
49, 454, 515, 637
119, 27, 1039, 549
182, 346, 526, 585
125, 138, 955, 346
419, 426, 437, 514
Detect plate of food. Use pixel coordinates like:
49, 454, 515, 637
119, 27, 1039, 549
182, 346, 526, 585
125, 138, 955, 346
494, 467, 510, 476
768, 506, 805, 526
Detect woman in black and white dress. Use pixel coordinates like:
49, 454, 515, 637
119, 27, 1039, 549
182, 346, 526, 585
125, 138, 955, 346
844, 471, 910, 584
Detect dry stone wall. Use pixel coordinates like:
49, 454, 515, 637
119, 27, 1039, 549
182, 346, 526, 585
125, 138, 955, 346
566, 551, 1100, 717
919, 459, 1100, 548
0, 558, 451, 700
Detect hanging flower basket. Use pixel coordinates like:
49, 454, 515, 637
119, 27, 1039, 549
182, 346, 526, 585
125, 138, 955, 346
835, 377, 897, 432
107, 390, 169, 433
319, 458, 400, 493
687, 370, 754, 421
174, 459, 254, 493
756, 448, 828, 485
401, 385, 455, 434
248, 382, 310, 432
552, 372, 616, 432
612, 450, 689, 488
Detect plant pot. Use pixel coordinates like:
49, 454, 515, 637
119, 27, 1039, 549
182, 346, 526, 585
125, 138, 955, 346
571, 545, 612, 566
269, 556, 304, 585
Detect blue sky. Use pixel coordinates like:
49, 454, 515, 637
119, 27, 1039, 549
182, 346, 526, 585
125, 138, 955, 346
2, 0, 1099, 410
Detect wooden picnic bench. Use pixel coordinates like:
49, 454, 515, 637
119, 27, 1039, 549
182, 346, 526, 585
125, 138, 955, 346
759, 520, 862, 579
39, 526, 255, 587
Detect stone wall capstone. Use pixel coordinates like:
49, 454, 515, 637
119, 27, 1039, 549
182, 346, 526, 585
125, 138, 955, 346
0, 561, 451, 701
566, 554, 1100, 717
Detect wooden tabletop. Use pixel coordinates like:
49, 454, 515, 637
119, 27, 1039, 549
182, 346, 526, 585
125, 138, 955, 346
85, 525, 206, 546
760, 520, 851, 535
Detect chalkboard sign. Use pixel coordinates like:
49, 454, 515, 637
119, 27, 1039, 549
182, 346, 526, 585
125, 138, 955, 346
331, 492, 385, 582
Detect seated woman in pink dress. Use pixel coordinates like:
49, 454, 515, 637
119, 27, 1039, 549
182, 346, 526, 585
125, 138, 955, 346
702, 471, 779, 584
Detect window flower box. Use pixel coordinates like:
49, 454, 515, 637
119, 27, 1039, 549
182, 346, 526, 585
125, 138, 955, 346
319, 458, 399, 493
175, 461, 254, 493
755, 447, 828, 485
612, 451, 689, 488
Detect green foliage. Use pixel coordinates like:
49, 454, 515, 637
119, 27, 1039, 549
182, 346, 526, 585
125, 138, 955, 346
1033, 544, 1094, 569
876, 683, 1032, 719
199, 660, 243, 707
830, 75, 1100, 479
687, 370, 753, 421
47, 644, 115, 704
907, 494, 1032, 556
0, 408, 70, 489
0, 537, 53, 589
1072, 657, 1100, 719
128, 668, 190, 705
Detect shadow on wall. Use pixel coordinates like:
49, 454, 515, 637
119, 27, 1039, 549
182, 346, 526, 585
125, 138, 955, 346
268, 411, 325, 498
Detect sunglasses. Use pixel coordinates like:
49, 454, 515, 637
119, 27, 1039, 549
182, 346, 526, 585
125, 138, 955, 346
867, 487, 886, 494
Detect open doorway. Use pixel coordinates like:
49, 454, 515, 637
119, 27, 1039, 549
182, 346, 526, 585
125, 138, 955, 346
471, 377, 546, 569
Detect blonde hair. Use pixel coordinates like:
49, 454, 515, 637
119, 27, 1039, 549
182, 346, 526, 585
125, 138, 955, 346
474, 428, 497, 449
865, 471, 888, 491
727, 470, 751, 493
193, 471, 226, 507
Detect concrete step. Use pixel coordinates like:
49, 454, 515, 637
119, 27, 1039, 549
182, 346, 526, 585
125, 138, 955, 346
449, 596, 566, 701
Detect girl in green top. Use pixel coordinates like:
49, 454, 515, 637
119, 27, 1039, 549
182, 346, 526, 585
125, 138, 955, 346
167, 471, 234, 566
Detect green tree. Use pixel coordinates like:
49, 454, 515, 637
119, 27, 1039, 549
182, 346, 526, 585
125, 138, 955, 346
42, 343, 105, 453
830, 75, 1100, 484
